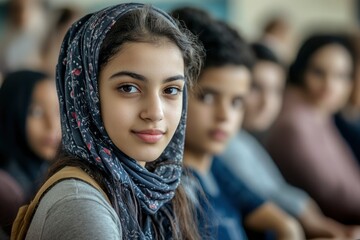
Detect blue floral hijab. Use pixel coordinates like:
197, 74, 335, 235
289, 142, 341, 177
56, 3, 187, 238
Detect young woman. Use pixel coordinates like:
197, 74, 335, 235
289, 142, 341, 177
25, 3, 203, 240
266, 34, 360, 225
172, 7, 304, 240
0, 70, 60, 201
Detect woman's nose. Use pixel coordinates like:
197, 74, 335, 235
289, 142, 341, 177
139, 94, 164, 122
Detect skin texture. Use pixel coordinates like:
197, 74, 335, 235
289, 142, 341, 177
99, 40, 185, 167
303, 44, 352, 115
26, 79, 61, 161
243, 60, 285, 131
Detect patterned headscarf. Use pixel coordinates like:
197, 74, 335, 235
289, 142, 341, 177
56, 3, 187, 238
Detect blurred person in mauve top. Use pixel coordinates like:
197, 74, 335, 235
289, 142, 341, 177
266, 34, 360, 226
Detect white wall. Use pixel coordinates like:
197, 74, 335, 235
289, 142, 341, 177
229, 0, 357, 41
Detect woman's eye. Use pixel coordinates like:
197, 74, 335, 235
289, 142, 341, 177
164, 87, 182, 95
309, 66, 325, 78
118, 85, 139, 93
232, 97, 243, 108
199, 93, 215, 104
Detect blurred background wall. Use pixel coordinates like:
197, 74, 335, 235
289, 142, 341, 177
0, 0, 358, 63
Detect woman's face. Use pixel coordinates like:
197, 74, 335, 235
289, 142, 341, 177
99, 40, 185, 167
185, 66, 251, 155
303, 44, 353, 113
243, 61, 285, 131
26, 80, 61, 161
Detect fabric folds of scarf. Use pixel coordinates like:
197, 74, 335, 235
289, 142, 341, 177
56, 3, 186, 238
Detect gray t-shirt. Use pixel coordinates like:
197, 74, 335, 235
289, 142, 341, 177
26, 179, 122, 240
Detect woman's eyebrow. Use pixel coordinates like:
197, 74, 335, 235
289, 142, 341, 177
163, 75, 185, 83
109, 71, 146, 81
199, 87, 219, 96
109, 71, 185, 83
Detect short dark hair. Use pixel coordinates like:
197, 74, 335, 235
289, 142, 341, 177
171, 7, 254, 72
251, 43, 281, 65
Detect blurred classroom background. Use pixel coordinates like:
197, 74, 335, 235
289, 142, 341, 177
0, 0, 358, 66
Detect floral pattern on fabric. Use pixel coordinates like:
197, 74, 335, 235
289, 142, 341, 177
56, 3, 186, 238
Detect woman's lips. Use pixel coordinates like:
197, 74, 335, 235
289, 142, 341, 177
209, 129, 228, 141
132, 129, 165, 143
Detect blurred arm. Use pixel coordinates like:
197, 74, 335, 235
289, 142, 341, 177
244, 202, 305, 240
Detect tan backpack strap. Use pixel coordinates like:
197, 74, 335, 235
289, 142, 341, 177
44, 166, 111, 204
11, 166, 110, 240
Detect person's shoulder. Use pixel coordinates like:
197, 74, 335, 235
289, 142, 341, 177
27, 179, 122, 240
42, 179, 111, 208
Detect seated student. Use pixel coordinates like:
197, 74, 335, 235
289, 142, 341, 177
265, 34, 360, 225
171, 7, 304, 240
220, 43, 360, 239
21, 3, 204, 239
0, 70, 61, 201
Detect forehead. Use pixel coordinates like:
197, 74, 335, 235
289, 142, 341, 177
197, 65, 251, 94
309, 44, 352, 68
99, 41, 184, 80
253, 61, 285, 85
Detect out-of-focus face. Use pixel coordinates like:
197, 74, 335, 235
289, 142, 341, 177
26, 80, 61, 161
185, 65, 251, 155
243, 61, 285, 131
99, 41, 185, 167
303, 44, 353, 114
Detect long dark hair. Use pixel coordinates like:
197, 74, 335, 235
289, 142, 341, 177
0, 70, 49, 166
0, 70, 51, 200
288, 34, 356, 87
49, 5, 202, 240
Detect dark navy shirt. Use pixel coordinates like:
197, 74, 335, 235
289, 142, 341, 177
334, 113, 360, 166
184, 157, 265, 240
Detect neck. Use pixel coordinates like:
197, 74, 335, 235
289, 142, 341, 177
245, 128, 266, 141
183, 148, 213, 175
297, 88, 330, 121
